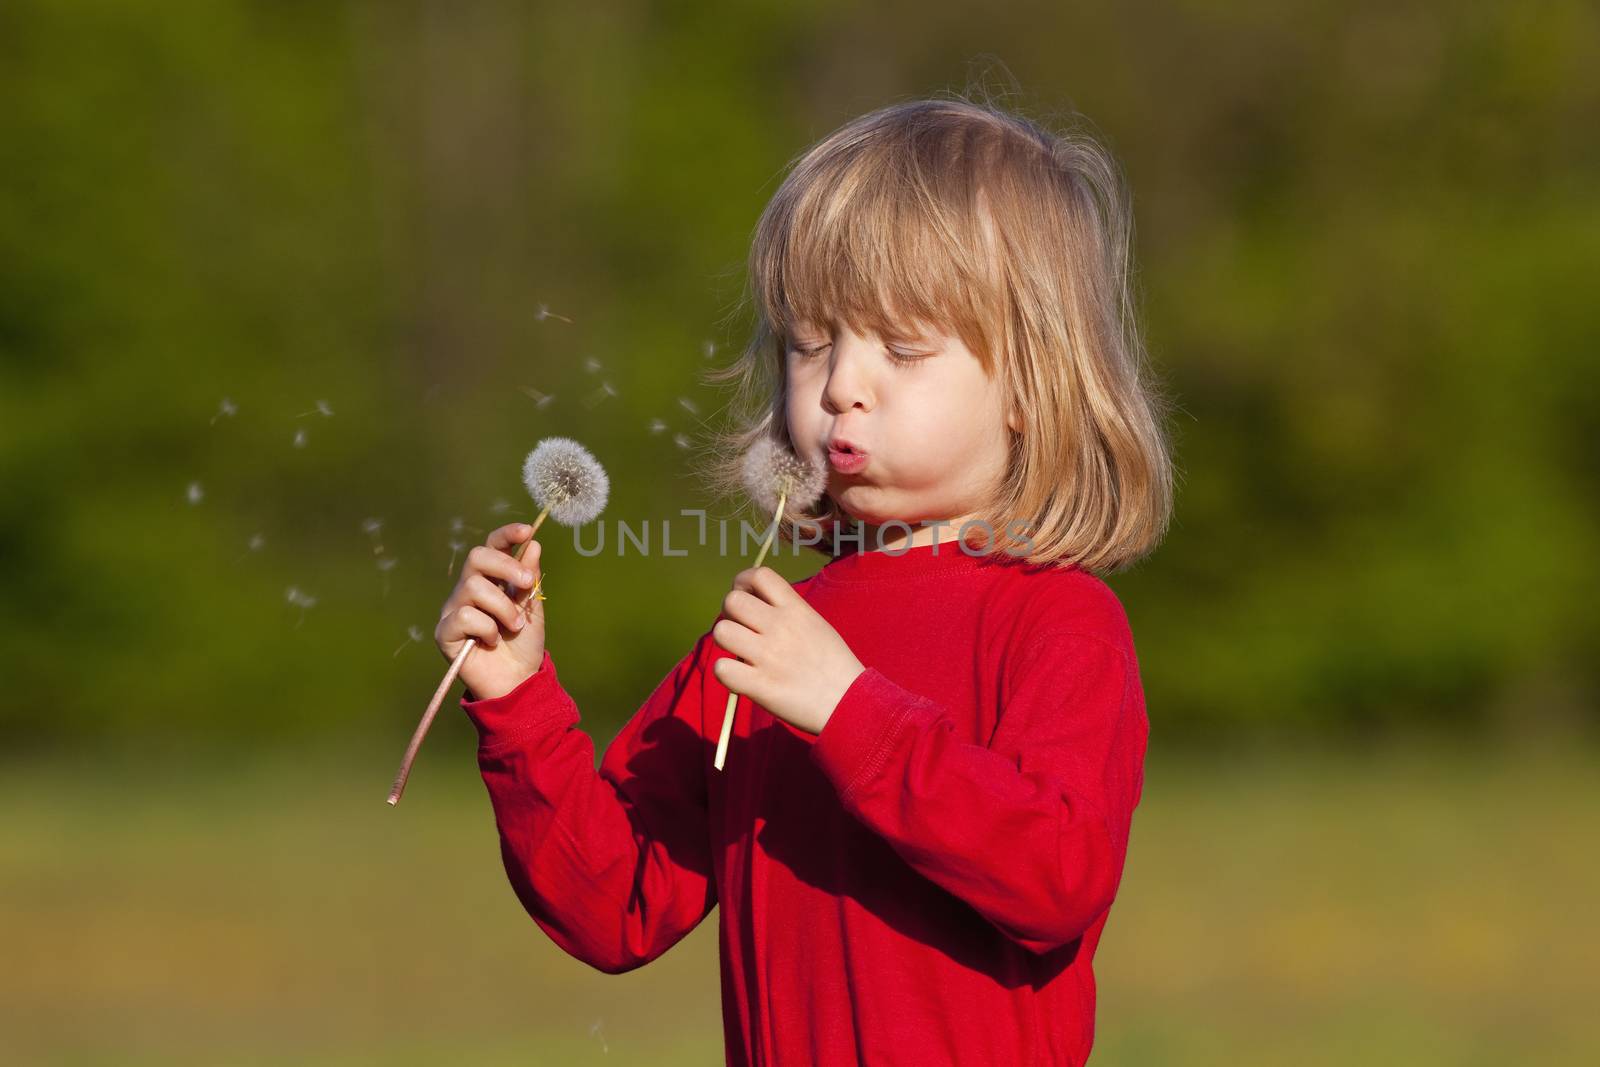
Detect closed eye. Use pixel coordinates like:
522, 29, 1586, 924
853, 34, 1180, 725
789, 342, 931, 366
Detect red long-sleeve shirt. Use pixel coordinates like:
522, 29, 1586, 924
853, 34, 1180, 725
460, 539, 1149, 1066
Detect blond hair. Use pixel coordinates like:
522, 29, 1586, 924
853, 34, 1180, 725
700, 93, 1176, 575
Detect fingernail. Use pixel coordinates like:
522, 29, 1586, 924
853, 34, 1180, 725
520, 570, 534, 584
513, 616, 524, 630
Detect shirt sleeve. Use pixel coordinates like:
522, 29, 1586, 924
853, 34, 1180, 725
808, 628, 1145, 955
459, 632, 718, 974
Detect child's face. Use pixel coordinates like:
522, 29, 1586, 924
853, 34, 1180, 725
784, 317, 1018, 533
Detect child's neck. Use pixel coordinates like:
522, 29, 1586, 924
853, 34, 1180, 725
853, 516, 980, 554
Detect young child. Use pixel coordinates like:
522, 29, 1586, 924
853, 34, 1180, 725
435, 95, 1174, 1066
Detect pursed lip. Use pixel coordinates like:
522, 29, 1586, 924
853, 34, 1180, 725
827, 437, 868, 457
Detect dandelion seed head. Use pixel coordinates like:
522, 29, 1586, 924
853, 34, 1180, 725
522, 436, 609, 526
741, 437, 826, 517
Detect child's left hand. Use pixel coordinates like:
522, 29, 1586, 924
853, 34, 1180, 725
712, 567, 866, 736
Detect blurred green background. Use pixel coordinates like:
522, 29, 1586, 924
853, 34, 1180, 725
2, 1, 1596, 1063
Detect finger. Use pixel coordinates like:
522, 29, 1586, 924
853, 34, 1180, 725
712, 618, 760, 661
452, 604, 502, 648
732, 566, 791, 605
712, 655, 755, 696
468, 542, 540, 592
486, 522, 535, 554
720, 588, 775, 631
467, 573, 527, 634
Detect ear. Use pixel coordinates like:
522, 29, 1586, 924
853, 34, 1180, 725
1006, 405, 1024, 434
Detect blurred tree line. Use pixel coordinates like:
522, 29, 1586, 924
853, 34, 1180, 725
1, 0, 1595, 756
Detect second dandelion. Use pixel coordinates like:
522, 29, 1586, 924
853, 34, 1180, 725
713, 437, 827, 771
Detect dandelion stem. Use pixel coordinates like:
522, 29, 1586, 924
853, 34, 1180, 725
387, 504, 552, 806
714, 488, 787, 771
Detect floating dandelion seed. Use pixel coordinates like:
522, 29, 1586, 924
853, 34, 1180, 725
285, 585, 318, 628
389, 437, 610, 806
535, 303, 573, 324
446, 538, 466, 576
583, 381, 617, 409
296, 399, 334, 418
677, 396, 699, 417
393, 624, 425, 658
235, 531, 267, 562
590, 1019, 609, 1054
673, 433, 692, 451
583, 356, 602, 375
362, 517, 385, 555
714, 438, 827, 771
703, 339, 716, 359
647, 418, 668, 435
186, 481, 204, 505
489, 497, 512, 515
210, 397, 237, 425
520, 386, 557, 409
293, 428, 308, 448
376, 555, 398, 598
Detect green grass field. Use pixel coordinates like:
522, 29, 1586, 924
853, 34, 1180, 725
4, 739, 1596, 1065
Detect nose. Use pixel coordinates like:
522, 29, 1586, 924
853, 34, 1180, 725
821, 334, 874, 415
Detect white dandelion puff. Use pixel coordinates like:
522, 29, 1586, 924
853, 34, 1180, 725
185, 481, 204, 505
741, 437, 827, 525
446, 539, 466, 575
521, 437, 610, 527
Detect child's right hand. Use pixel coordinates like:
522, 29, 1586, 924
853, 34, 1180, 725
435, 522, 546, 701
